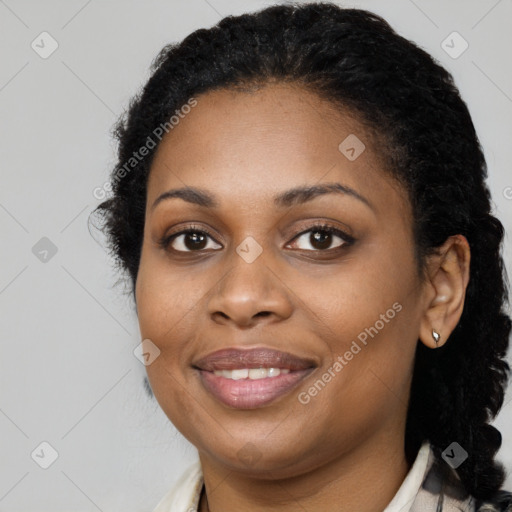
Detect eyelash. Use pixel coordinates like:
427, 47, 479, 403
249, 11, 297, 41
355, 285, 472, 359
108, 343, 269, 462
158, 223, 355, 254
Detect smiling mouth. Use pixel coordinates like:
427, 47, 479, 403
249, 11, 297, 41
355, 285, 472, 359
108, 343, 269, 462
192, 346, 317, 409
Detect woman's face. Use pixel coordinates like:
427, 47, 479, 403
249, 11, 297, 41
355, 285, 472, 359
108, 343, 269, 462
135, 83, 428, 477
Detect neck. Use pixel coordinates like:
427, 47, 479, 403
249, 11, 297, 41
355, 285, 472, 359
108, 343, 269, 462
197, 434, 413, 512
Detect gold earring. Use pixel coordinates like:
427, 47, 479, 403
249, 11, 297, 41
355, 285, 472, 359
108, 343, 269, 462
432, 330, 441, 346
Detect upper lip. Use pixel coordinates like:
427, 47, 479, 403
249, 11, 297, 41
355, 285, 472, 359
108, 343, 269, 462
193, 347, 318, 372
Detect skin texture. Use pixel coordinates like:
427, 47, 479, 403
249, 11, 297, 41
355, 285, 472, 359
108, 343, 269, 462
135, 83, 470, 512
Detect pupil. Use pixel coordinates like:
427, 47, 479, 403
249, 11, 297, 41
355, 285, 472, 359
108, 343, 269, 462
185, 232, 207, 250
311, 230, 331, 250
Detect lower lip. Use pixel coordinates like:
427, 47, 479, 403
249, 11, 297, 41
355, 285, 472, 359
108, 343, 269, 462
198, 369, 314, 409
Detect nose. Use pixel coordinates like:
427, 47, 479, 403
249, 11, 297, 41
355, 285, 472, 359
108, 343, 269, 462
207, 255, 293, 328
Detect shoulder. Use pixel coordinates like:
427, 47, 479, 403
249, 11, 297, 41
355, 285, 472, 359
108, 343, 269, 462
474, 490, 512, 512
152, 460, 204, 512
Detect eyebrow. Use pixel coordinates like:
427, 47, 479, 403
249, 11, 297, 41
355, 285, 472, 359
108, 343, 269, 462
151, 182, 373, 211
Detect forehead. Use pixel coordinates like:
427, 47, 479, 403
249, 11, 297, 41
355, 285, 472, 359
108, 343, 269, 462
146, 83, 407, 215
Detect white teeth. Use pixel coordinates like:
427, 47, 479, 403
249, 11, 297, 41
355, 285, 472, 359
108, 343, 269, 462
213, 368, 291, 379
267, 367, 283, 377
230, 369, 248, 380
248, 368, 269, 379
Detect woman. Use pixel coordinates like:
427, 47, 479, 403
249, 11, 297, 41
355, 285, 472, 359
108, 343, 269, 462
92, 2, 512, 511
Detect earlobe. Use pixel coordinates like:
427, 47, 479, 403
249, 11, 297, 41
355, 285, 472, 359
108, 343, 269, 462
419, 234, 471, 349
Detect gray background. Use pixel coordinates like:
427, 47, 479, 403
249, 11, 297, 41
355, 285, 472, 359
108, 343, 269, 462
0, 0, 511, 510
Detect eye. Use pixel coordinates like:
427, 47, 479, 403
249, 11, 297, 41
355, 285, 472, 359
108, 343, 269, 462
285, 224, 353, 251
159, 223, 354, 254
159, 225, 222, 252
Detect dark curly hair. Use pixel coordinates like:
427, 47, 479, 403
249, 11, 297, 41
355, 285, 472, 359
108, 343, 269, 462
90, 1, 511, 501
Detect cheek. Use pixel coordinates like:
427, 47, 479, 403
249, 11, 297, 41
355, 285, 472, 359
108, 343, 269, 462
135, 253, 208, 345
135, 255, 217, 421
299, 248, 420, 416
306, 246, 416, 346
298, 298, 416, 450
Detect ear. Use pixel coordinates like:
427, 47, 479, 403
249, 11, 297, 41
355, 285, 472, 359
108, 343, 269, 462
419, 234, 471, 349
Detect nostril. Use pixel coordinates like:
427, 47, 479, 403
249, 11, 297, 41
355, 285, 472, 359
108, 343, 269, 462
211, 312, 230, 320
